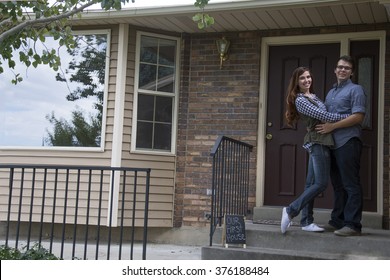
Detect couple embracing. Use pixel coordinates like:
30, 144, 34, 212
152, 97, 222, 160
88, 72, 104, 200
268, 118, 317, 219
281, 55, 366, 237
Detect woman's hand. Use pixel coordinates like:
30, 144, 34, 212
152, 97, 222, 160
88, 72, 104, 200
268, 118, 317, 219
316, 113, 365, 134
315, 123, 335, 134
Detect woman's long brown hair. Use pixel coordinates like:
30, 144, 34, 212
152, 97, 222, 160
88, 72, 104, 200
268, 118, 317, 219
285, 66, 314, 127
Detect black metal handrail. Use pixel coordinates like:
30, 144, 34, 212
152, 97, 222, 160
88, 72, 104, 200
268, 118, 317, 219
209, 136, 253, 246
0, 164, 151, 260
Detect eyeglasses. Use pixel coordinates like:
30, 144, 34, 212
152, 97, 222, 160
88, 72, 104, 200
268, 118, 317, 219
336, 65, 352, 71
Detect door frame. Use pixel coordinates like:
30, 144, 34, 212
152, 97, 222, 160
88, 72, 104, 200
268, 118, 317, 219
256, 31, 386, 215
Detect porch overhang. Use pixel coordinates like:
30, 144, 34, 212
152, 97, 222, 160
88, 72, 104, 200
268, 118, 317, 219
72, 0, 390, 33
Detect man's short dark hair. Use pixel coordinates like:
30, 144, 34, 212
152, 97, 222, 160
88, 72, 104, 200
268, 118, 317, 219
337, 55, 355, 71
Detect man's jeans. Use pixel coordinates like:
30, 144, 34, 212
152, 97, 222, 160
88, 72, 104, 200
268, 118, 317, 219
329, 137, 363, 231
287, 144, 330, 226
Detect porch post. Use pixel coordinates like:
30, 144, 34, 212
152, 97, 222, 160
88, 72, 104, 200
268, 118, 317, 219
108, 23, 129, 226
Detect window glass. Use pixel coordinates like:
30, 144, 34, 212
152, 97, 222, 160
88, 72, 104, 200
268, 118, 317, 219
0, 31, 109, 148
157, 66, 174, 93
155, 96, 172, 123
138, 36, 175, 93
357, 57, 372, 129
139, 64, 157, 90
154, 123, 172, 150
137, 94, 154, 121
136, 95, 173, 151
140, 36, 158, 64
159, 39, 176, 66
136, 122, 153, 149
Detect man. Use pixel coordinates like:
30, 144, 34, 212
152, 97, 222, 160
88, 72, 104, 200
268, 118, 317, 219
316, 55, 366, 236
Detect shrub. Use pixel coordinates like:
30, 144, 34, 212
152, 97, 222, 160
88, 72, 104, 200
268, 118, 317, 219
0, 243, 60, 260
0, 245, 21, 260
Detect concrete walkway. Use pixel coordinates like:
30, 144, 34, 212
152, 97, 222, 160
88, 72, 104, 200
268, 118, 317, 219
0, 239, 201, 260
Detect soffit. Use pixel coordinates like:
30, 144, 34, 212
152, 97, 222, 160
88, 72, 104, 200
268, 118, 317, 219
72, 0, 390, 33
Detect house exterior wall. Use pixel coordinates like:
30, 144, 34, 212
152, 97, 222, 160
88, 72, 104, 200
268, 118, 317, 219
1, 21, 389, 231
175, 24, 390, 229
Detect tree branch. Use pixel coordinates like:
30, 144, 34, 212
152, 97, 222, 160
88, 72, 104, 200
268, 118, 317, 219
0, 1, 96, 45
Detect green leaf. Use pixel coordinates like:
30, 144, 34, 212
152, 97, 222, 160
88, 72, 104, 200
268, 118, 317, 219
8, 60, 15, 68
204, 14, 214, 27
192, 14, 202, 21
194, 0, 209, 9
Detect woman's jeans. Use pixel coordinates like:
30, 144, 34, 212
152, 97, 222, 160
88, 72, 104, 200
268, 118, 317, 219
287, 144, 330, 226
328, 137, 363, 232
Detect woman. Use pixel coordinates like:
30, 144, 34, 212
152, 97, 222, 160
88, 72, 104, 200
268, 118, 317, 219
281, 67, 350, 234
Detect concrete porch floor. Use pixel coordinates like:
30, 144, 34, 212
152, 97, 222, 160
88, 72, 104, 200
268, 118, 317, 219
202, 220, 390, 260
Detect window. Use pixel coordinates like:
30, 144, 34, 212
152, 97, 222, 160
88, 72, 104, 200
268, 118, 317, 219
132, 33, 179, 153
0, 30, 110, 149
356, 57, 372, 129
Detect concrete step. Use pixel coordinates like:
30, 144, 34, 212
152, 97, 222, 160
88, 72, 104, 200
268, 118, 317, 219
253, 206, 383, 229
201, 221, 390, 260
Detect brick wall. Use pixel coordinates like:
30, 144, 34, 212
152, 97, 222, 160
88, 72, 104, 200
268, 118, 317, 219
175, 32, 260, 227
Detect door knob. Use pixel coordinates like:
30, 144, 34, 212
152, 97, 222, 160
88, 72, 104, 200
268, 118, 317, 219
266, 133, 273, 140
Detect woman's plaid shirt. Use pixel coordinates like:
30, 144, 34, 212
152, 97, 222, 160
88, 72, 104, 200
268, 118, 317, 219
295, 93, 349, 122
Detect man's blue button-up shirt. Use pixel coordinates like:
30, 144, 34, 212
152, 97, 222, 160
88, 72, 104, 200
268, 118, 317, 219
325, 79, 366, 149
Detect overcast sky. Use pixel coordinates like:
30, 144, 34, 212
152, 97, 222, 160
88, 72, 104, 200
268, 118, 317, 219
129, 0, 196, 7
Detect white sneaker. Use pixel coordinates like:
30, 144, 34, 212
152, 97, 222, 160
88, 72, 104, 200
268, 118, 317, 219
302, 223, 324, 232
280, 207, 291, 234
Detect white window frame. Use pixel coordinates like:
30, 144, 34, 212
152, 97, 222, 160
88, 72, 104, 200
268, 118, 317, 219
131, 31, 180, 155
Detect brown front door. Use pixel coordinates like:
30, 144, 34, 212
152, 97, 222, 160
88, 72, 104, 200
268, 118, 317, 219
264, 42, 378, 212
350, 40, 379, 212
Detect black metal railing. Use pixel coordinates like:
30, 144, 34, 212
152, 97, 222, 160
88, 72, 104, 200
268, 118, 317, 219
0, 164, 151, 260
209, 136, 253, 246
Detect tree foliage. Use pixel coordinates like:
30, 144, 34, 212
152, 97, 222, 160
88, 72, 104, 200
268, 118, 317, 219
56, 34, 107, 118
0, 0, 212, 83
43, 33, 106, 147
0, 0, 133, 83
193, 0, 214, 29
45, 110, 101, 147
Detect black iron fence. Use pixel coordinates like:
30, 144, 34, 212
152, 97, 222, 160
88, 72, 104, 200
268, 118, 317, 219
209, 136, 253, 246
0, 164, 151, 260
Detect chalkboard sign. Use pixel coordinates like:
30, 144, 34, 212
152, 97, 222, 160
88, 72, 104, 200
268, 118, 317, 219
223, 215, 246, 247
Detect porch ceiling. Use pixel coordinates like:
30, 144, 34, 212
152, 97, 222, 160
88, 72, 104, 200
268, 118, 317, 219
74, 0, 390, 33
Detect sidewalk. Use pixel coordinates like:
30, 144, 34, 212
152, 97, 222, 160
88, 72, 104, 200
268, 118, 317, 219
0, 239, 202, 260
136, 243, 201, 260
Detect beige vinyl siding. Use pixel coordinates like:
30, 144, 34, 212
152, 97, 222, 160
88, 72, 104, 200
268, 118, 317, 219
0, 166, 154, 227
0, 168, 111, 224
119, 27, 177, 228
